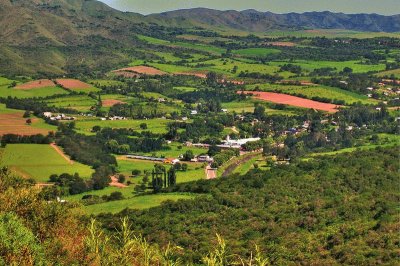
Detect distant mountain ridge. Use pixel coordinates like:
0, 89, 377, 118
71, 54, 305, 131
0, 0, 399, 75
0, 0, 399, 47
151, 8, 400, 33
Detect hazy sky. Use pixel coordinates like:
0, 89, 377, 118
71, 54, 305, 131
100, 0, 400, 15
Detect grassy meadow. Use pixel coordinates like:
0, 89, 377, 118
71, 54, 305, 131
73, 117, 172, 134
80, 193, 196, 215
0, 144, 93, 182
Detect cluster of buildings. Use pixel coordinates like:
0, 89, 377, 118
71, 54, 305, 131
100, 116, 127, 121
186, 135, 261, 150
43, 112, 75, 121
126, 155, 180, 164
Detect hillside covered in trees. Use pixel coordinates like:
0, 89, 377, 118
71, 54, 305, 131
94, 146, 399, 264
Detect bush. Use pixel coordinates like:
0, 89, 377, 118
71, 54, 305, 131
132, 169, 141, 176
118, 174, 126, 183
107, 191, 124, 201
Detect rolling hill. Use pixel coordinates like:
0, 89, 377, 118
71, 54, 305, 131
0, 0, 399, 76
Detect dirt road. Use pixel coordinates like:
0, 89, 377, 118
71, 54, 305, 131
109, 176, 127, 188
50, 143, 73, 165
205, 165, 217, 179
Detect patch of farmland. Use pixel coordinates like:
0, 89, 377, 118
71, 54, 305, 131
187, 58, 281, 77
231, 48, 281, 57
80, 193, 196, 215
73, 117, 171, 134
241, 91, 340, 112
114, 66, 167, 76
267, 41, 296, 47
269, 60, 385, 73
117, 157, 205, 184
221, 100, 296, 115
0, 144, 93, 182
0, 105, 57, 136
102, 99, 127, 107
174, 86, 197, 92
55, 79, 100, 93
376, 68, 400, 79
15, 79, 56, 90
0, 79, 68, 98
46, 95, 97, 111
247, 84, 375, 104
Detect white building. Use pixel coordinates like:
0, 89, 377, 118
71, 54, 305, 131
222, 135, 261, 148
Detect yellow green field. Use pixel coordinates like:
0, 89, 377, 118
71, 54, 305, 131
0, 144, 94, 182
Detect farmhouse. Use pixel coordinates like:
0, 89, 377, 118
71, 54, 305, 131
126, 155, 179, 164
221, 135, 261, 149
46, 113, 75, 121
43, 112, 52, 118
195, 155, 214, 163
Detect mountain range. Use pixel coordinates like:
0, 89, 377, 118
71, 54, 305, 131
151, 8, 400, 33
0, 0, 399, 75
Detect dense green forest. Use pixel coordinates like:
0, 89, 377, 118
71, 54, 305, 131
1, 147, 398, 264
93, 147, 400, 264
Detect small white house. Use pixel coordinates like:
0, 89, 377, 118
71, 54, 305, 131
43, 112, 52, 118
190, 110, 198, 115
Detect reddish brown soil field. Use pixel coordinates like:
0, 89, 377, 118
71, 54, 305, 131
102, 99, 127, 107
0, 113, 52, 136
174, 72, 208, 79
15, 79, 56, 90
267, 41, 296, 47
55, 79, 92, 90
115, 66, 167, 76
240, 91, 340, 113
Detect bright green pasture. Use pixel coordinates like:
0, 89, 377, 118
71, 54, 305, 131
117, 158, 205, 184
173, 86, 197, 92
145, 63, 195, 74
0, 103, 17, 114
233, 154, 264, 175
232, 48, 280, 57
0, 144, 93, 182
221, 99, 296, 115
376, 68, 400, 78
46, 95, 97, 111
65, 186, 137, 201
80, 193, 196, 215
73, 117, 171, 134
69, 86, 100, 94
101, 94, 131, 101
247, 83, 376, 104
155, 142, 208, 158
270, 60, 385, 73
0, 77, 13, 85
0, 83, 68, 98
187, 58, 281, 77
